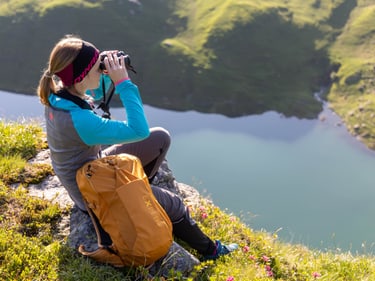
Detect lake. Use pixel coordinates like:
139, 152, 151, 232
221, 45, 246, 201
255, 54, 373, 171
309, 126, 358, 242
2, 89, 375, 254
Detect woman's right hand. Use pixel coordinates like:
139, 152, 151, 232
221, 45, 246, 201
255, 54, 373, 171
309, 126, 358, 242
101, 51, 129, 84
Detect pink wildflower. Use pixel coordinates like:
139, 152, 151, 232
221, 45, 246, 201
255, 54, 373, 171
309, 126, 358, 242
248, 254, 256, 261
226, 277, 234, 281
201, 212, 208, 219
230, 216, 236, 222
312, 272, 321, 278
199, 206, 205, 212
265, 265, 273, 277
243, 245, 250, 253
262, 255, 271, 263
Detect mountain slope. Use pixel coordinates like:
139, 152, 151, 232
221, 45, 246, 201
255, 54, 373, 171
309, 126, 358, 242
2, 0, 375, 148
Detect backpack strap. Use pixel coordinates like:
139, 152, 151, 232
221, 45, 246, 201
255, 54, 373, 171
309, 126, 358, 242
83, 201, 113, 249
54, 89, 93, 110
96, 76, 115, 119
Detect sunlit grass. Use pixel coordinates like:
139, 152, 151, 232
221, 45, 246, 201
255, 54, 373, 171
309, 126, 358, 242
164, 0, 275, 68
0, 120, 51, 184
328, 1, 375, 149
0, 120, 46, 159
163, 0, 348, 68
0, 0, 102, 16
286, 0, 346, 25
188, 200, 375, 280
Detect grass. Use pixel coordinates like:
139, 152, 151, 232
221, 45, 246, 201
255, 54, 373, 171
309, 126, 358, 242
0, 120, 52, 185
164, 0, 346, 68
2, 0, 375, 131
152, 0, 338, 118
0, 0, 102, 16
327, 0, 375, 149
0, 0, 357, 120
2, 121, 375, 280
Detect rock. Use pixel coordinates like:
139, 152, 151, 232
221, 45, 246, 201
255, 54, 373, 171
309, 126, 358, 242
27, 149, 204, 277
28, 175, 73, 209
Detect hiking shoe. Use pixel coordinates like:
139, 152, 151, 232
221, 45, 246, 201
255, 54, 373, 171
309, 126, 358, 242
203, 240, 238, 260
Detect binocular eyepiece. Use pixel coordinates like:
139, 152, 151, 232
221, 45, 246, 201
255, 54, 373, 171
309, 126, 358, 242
99, 51, 136, 73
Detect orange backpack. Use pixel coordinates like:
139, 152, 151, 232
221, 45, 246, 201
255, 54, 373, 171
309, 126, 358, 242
76, 153, 173, 267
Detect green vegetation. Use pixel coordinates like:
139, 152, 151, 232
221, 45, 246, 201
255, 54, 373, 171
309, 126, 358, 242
146, 0, 336, 118
148, 0, 375, 148
0, 0, 364, 120
2, 121, 375, 280
2, 0, 375, 139
328, 0, 375, 149
0, 121, 51, 185
0, 0, 102, 16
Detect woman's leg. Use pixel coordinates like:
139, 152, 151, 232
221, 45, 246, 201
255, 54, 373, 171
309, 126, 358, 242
150, 186, 217, 256
102, 127, 171, 179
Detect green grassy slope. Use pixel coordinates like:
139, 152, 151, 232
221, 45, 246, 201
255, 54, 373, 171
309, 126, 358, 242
328, 0, 375, 149
153, 0, 356, 117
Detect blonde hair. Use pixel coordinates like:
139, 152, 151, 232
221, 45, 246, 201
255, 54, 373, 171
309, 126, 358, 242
37, 35, 83, 106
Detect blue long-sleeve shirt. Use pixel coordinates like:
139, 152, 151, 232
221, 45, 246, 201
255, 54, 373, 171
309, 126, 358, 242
46, 77, 150, 209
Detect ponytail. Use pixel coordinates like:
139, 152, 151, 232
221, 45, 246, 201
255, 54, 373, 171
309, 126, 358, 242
37, 69, 57, 106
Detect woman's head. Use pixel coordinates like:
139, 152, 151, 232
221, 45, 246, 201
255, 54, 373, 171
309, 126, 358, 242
37, 35, 101, 106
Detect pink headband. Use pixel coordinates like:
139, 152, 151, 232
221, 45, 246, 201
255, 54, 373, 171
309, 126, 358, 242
55, 41, 99, 86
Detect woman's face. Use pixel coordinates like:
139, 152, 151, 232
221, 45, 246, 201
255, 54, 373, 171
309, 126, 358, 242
82, 58, 102, 90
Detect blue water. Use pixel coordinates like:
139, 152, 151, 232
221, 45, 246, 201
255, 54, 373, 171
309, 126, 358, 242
2, 89, 375, 254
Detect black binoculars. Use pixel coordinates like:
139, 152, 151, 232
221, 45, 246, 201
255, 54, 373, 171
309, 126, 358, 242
99, 51, 136, 73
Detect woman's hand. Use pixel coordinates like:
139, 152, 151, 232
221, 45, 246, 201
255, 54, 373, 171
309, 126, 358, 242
101, 51, 129, 84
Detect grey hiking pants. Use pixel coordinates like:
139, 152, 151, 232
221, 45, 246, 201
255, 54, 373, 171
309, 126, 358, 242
102, 126, 170, 180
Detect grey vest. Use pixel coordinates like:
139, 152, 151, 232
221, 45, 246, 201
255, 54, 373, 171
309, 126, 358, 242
45, 106, 100, 210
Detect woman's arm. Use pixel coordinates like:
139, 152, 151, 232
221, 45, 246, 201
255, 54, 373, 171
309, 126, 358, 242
73, 79, 150, 145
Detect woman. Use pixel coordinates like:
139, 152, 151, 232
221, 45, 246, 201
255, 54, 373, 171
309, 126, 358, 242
37, 35, 237, 266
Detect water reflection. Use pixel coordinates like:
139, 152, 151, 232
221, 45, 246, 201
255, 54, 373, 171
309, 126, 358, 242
2, 89, 375, 254
145, 107, 318, 142
0, 91, 43, 122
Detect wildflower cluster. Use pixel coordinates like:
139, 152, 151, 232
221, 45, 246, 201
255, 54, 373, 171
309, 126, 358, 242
243, 246, 275, 278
